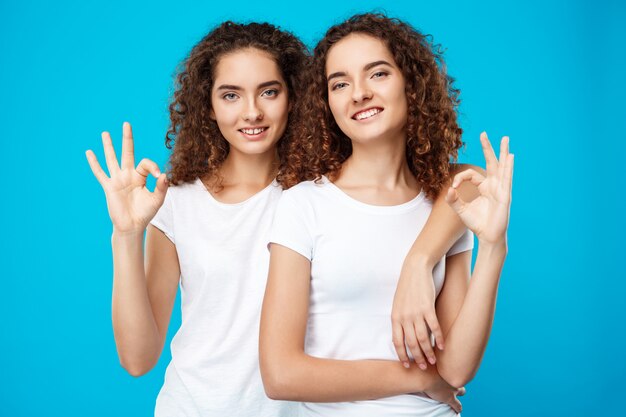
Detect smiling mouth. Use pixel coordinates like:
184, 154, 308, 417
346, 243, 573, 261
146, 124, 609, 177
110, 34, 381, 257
239, 127, 268, 135
352, 108, 383, 121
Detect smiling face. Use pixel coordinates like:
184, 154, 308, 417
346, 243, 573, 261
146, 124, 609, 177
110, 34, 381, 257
210, 47, 289, 158
326, 34, 408, 146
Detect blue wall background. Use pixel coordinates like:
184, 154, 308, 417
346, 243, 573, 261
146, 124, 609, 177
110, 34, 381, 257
1, 0, 624, 415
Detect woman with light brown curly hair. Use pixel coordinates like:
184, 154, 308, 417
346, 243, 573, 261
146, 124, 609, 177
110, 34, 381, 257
85, 21, 308, 416
260, 13, 513, 416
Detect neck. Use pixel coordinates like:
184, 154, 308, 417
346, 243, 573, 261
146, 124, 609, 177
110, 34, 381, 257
212, 147, 278, 188
338, 133, 416, 190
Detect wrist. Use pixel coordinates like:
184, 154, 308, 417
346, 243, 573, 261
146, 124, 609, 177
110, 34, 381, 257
413, 363, 441, 392
112, 228, 145, 241
477, 238, 508, 255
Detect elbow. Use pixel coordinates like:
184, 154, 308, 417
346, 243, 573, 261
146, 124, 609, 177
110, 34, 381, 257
437, 363, 476, 389
123, 365, 150, 378
262, 372, 292, 401
444, 374, 471, 391
119, 355, 156, 377
260, 355, 298, 401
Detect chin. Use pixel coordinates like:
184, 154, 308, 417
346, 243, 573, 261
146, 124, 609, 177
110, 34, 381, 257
347, 128, 389, 144
232, 141, 277, 156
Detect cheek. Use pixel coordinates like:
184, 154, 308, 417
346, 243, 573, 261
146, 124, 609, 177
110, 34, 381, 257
274, 97, 290, 125
394, 82, 407, 106
263, 97, 290, 137
212, 102, 240, 126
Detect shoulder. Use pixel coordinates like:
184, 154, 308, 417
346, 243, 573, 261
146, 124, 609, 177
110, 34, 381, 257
282, 178, 329, 201
276, 178, 333, 219
163, 178, 204, 202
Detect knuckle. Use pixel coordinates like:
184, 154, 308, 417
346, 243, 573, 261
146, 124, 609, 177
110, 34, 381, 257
401, 315, 416, 323
417, 335, 429, 344
429, 323, 441, 332
424, 308, 437, 317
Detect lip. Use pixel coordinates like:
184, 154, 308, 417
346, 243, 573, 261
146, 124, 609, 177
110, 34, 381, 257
238, 126, 269, 140
351, 107, 384, 121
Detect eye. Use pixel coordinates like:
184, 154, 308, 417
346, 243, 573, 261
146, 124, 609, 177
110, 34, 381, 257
222, 93, 239, 101
331, 82, 348, 91
261, 89, 279, 98
372, 71, 388, 79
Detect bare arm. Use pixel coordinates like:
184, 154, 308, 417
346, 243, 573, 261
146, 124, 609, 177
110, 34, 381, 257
259, 244, 449, 402
405, 164, 481, 268
435, 243, 505, 388
86, 122, 180, 376
111, 226, 180, 376
392, 164, 483, 369
434, 133, 513, 388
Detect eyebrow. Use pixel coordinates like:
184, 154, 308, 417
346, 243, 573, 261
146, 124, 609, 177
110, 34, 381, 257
216, 80, 282, 91
327, 60, 394, 83
364, 60, 393, 71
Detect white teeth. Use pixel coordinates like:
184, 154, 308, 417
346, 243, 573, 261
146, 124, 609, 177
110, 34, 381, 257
241, 127, 266, 135
355, 108, 381, 120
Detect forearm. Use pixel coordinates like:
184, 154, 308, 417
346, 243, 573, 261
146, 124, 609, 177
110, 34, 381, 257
261, 353, 441, 402
111, 230, 162, 375
437, 241, 507, 387
406, 165, 482, 268
405, 206, 466, 270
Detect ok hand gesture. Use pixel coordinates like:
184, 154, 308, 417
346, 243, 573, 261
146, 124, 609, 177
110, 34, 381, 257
445, 132, 514, 244
86, 122, 168, 234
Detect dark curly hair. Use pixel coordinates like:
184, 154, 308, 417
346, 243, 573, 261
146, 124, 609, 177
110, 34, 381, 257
281, 13, 463, 199
165, 21, 309, 187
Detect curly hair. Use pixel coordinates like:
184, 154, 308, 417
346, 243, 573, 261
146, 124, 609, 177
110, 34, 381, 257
281, 13, 463, 199
165, 21, 309, 187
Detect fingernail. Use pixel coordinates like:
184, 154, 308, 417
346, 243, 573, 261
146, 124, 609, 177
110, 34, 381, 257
403, 362, 410, 369
438, 344, 444, 351
419, 363, 427, 370
428, 357, 436, 365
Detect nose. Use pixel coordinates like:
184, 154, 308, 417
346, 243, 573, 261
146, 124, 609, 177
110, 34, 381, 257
242, 98, 263, 122
351, 80, 372, 103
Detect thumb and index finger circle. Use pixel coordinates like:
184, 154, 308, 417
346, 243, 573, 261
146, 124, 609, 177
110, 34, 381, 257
135, 158, 161, 179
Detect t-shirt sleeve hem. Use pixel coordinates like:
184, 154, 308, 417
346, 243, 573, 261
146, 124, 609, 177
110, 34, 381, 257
149, 220, 175, 244
446, 230, 474, 257
268, 239, 311, 261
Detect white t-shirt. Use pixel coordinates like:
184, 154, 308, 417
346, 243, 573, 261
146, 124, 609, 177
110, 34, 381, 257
150, 178, 296, 417
269, 177, 473, 417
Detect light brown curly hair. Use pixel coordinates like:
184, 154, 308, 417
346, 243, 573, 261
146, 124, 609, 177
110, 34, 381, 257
281, 13, 463, 199
165, 21, 309, 187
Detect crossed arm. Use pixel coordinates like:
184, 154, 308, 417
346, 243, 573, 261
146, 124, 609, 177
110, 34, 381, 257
259, 244, 450, 402
260, 134, 513, 397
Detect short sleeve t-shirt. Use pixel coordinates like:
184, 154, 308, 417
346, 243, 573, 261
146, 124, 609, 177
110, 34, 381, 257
150, 179, 296, 417
269, 177, 473, 417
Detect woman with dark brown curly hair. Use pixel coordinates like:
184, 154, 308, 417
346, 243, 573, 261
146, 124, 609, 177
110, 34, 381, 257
260, 13, 513, 416
85, 21, 307, 416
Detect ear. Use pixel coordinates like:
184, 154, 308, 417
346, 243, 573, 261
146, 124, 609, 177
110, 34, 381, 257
209, 108, 216, 121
